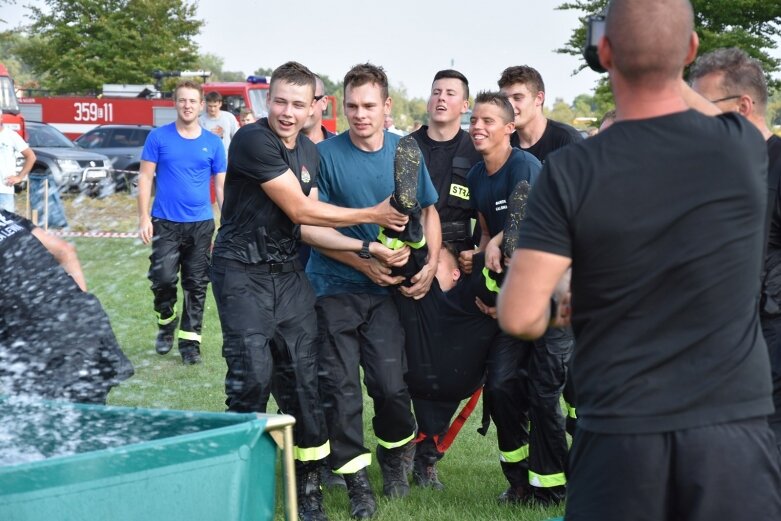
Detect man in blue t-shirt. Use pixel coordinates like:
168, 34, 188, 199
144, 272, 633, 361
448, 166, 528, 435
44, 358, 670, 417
138, 80, 226, 365
304, 63, 440, 518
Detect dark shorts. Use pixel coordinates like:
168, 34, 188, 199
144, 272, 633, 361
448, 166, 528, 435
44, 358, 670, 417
565, 418, 781, 521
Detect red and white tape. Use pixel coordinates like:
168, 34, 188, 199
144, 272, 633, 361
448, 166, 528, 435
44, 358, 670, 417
50, 230, 138, 239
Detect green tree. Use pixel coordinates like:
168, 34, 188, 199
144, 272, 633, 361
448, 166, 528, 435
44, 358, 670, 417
557, 0, 781, 95
545, 98, 577, 127
11, 0, 202, 93
196, 53, 244, 82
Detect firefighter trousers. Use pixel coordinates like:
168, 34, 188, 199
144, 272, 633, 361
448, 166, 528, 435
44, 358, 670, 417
148, 218, 214, 351
485, 327, 573, 489
210, 258, 329, 462
316, 292, 417, 473
413, 398, 460, 463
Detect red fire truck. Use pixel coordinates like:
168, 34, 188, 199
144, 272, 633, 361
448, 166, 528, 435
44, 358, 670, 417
0, 63, 27, 139
17, 73, 338, 139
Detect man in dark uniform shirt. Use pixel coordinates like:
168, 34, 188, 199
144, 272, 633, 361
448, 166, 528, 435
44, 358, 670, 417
690, 47, 781, 450
210, 61, 407, 521
406, 69, 482, 488
499, 65, 583, 162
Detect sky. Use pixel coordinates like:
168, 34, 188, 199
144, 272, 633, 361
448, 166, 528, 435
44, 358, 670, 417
3, 0, 780, 107
1, 0, 606, 106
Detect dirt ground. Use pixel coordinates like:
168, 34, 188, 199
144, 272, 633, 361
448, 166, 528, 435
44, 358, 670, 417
13, 191, 139, 232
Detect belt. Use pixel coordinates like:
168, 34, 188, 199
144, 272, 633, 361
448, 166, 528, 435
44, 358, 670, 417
441, 220, 471, 242
216, 257, 301, 274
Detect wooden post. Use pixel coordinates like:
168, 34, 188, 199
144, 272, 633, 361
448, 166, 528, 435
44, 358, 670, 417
25, 179, 30, 220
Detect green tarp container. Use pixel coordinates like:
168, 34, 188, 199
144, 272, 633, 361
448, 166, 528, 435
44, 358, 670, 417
0, 398, 281, 521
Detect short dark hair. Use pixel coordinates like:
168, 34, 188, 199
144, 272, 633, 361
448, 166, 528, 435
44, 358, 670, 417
204, 91, 222, 103
474, 91, 514, 124
174, 80, 203, 101
432, 69, 470, 100
344, 63, 389, 100
497, 66, 545, 95
689, 47, 768, 109
440, 242, 459, 269
270, 61, 316, 97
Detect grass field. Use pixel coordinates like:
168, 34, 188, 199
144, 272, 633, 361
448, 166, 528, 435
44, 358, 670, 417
60, 194, 564, 521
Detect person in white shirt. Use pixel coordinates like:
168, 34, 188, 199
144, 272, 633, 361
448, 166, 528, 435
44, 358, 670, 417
0, 113, 35, 212
199, 91, 239, 155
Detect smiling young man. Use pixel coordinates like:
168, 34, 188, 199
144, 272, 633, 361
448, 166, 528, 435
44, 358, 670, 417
466, 92, 572, 506
498, 66, 582, 162
210, 61, 408, 521
305, 63, 440, 519
138, 80, 226, 366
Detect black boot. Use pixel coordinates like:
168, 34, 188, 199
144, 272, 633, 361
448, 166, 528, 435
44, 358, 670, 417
179, 339, 202, 365
296, 462, 329, 521
376, 441, 415, 498
497, 460, 531, 505
412, 456, 444, 490
343, 469, 377, 519
155, 314, 178, 354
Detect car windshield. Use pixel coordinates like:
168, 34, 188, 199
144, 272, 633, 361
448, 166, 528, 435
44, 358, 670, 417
248, 89, 268, 118
28, 124, 75, 148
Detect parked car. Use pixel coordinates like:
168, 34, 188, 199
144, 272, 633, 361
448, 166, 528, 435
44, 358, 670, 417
25, 121, 111, 195
74, 124, 152, 193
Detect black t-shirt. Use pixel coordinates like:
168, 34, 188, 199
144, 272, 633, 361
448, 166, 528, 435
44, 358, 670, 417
467, 148, 541, 237
761, 135, 781, 313
510, 119, 583, 162
518, 110, 772, 434
213, 118, 319, 264
410, 126, 482, 224
0, 210, 132, 400
393, 256, 499, 401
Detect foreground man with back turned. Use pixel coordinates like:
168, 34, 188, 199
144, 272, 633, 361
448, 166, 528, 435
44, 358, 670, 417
499, 1, 781, 519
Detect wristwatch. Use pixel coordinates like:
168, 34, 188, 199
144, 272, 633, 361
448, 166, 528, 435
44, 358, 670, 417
358, 240, 372, 259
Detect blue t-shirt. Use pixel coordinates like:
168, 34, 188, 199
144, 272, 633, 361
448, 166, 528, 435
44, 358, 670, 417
467, 148, 541, 237
306, 131, 438, 297
141, 122, 227, 222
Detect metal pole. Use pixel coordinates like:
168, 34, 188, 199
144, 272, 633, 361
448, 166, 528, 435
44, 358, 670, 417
25, 179, 30, 219
43, 178, 49, 231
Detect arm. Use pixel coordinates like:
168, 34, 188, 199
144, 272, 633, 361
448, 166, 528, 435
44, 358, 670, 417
681, 80, 722, 117
497, 248, 571, 340
31, 228, 87, 291
137, 160, 156, 244
399, 204, 442, 299
262, 172, 408, 230
316, 247, 405, 286
485, 231, 504, 272
214, 172, 225, 210
459, 212, 489, 274
4, 148, 36, 186
302, 225, 410, 267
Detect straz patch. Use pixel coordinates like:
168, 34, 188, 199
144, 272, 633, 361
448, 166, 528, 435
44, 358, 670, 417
449, 183, 469, 200
301, 166, 311, 184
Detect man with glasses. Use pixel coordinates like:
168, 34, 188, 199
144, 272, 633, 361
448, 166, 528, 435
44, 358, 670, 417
691, 48, 781, 451
138, 80, 226, 365
302, 75, 336, 145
